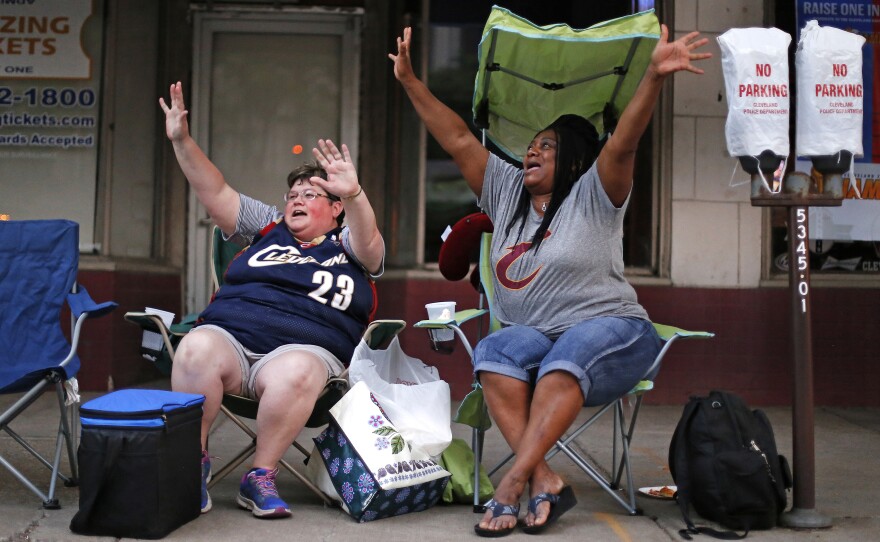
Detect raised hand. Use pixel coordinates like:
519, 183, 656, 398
310, 139, 360, 199
158, 81, 189, 142
388, 26, 416, 83
650, 24, 712, 77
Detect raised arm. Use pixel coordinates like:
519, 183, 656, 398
310, 140, 384, 274
159, 82, 240, 234
597, 25, 711, 206
389, 27, 490, 198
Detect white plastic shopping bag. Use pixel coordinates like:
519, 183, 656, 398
796, 20, 866, 157
718, 27, 792, 158
348, 336, 452, 457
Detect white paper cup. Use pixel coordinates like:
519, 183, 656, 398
141, 307, 175, 351
425, 301, 455, 342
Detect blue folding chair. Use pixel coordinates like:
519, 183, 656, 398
0, 219, 117, 508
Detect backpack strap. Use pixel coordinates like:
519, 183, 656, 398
671, 398, 701, 534
680, 526, 749, 540
717, 391, 754, 445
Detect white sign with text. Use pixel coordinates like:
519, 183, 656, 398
1, 0, 93, 79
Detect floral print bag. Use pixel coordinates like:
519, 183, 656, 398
308, 381, 451, 522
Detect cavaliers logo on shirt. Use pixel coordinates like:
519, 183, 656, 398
247, 244, 349, 267
495, 230, 551, 290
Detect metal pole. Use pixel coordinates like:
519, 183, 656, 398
778, 204, 831, 529
749, 170, 836, 529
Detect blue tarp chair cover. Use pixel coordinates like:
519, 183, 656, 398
0, 219, 117, 508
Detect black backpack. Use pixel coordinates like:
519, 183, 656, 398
669, 390, 792, 539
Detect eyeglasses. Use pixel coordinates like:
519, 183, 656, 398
284, 190, 333, 203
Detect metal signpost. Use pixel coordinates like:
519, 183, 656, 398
743, 151, 845, 529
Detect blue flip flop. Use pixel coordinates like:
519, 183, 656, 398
521, 486, 577, 534
474, 498, 521, 538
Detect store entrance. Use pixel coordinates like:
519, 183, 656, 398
187, 9, 361, 311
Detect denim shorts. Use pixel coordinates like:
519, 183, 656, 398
473, 316, 662, 407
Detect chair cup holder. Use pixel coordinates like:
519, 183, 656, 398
428, 332, 456, 354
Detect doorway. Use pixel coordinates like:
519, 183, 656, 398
188, 8, 361, 312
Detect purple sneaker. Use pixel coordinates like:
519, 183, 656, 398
200, 450, 212, 513
236, 467, 291, 518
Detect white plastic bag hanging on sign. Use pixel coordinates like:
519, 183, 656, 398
717, 28, 792, 157
796, 20, 866, 158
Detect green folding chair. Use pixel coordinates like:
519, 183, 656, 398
418, 223, 714, 515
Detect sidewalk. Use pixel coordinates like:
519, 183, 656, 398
2, 388, 879, 541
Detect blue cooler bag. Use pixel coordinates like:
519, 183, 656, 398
70, 389, 204, 539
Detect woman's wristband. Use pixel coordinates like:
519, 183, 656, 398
342, 185, 363, 201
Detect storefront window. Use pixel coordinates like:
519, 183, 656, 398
0, 0, 104, 252
769, 0, 880, 277
770, 187, 880, 275
424, 19, 483, 263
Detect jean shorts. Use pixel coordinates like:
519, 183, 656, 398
473, 316, 662, 406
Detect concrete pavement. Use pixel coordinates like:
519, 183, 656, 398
2, 387, 879, 541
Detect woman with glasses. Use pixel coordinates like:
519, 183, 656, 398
391, 24, 709, 536
159, 81, 384, 519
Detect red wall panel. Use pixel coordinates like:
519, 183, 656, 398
70, 268, 879, 408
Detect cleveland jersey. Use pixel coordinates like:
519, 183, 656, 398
197, 220, 377, 363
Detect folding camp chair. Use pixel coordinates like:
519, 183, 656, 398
473, 7, 660, 160
421, 8, 685, 513
124, 226, 405, 505
0, 219, 117, 508
417, 218, 714, 515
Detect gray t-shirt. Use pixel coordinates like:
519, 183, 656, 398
479, 154, 648, 338
227, 193, 383, 278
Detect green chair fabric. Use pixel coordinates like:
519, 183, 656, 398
453, 384, 491, 432
439, 438, 495, 504
472, 7, 660, 161
211, 225, 241, 290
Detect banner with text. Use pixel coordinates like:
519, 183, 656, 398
797, 1, 880, 250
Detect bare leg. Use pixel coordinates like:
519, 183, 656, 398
171, 329, 243, 451
520, 371, 582, 527
479, 371, 583, 531
476, 372, 531, 532
251, 352, 328, 469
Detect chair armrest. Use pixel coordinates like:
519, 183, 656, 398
415, 308, 488, 329
67, 287, 117, 319
628, 380, 654, 395
124, 311, 194, 337
362, 319, 406, 349
172, 313, 199, 334
652, 323, 714, 341
124, 312, 170, 334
